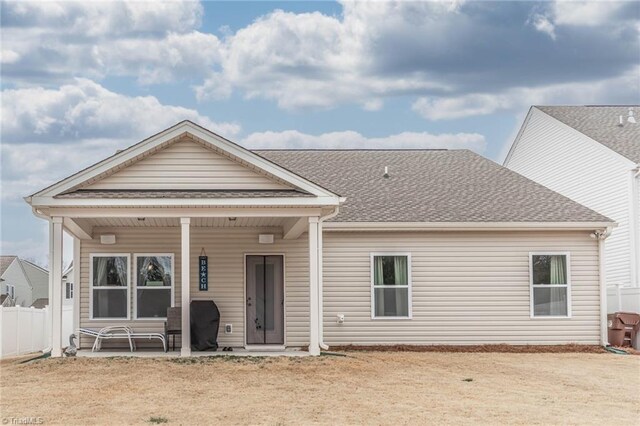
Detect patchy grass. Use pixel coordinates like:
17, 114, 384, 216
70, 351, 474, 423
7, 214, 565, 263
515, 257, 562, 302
1, 351, 638, 425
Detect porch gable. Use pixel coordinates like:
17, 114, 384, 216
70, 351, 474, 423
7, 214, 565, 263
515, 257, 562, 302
28, 121, 340, 202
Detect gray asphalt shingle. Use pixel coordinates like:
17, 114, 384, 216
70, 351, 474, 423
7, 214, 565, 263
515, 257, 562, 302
257, 149, 611, 223
537, 105, 640, 163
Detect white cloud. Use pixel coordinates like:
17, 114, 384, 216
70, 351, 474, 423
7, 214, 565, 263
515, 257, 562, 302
1, 78, 240, 143
3, 1, 203, 36
552, 0, 628, 27
241, 129, 485, 152
194, 0, 638, 112
2, 1, 219, 84
194, 3, 459, 108
528, 13, 556, 40
412, 66, 640, 120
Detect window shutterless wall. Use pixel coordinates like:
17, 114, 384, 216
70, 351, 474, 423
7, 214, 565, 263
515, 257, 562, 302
323, 230, 599, 346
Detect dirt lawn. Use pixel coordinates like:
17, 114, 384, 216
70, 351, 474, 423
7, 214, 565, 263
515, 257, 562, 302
1, 352, 638, 425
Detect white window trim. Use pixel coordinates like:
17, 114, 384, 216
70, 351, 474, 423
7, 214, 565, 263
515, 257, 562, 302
133, 253, 175, 320
529, 251, 572, 319
89, 253, 131, 321
370, 252, 413, 320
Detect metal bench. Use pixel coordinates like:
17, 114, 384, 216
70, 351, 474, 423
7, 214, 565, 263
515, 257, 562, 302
79, 326, 167, 352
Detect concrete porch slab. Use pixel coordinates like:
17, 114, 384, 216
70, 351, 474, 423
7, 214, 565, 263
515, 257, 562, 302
76, 348, 310, 358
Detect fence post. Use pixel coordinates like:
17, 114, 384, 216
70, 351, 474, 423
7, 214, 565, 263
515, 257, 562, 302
15, 305, 21, 356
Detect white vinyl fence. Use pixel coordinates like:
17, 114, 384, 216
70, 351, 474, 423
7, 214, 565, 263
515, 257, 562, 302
607, 285, 640, 314
0, 305, 73, 358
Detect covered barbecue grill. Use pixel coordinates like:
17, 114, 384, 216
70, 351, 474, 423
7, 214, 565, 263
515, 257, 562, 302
190, 300, 220, 351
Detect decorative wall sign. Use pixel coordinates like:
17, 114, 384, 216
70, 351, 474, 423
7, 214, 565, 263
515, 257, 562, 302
199, 254, 208, 291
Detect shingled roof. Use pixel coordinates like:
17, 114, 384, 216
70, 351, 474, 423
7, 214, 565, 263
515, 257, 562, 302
257, 149, 611, 223
0, 256, 17, 276
537, 106, 640, 163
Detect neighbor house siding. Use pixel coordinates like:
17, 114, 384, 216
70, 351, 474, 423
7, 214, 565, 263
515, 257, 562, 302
0, 260, 33, 307
79, 226, 309, 349
84, 138, 291, 190
322, 230, 600, 345
505, 108, 635, 287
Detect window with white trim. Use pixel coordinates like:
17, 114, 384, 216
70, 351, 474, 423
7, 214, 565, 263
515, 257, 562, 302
65, 282, 73, 299
7, 284, 15, 299
530, 253, 570, 317
371, 254, 411, 318
134, 254, 173, 319
91, 254, 129, 319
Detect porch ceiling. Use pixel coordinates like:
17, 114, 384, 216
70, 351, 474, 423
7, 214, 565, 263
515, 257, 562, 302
77, 216, 287, 228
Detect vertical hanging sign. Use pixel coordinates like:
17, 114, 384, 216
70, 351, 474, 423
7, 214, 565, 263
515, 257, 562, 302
199, 249, 208, 291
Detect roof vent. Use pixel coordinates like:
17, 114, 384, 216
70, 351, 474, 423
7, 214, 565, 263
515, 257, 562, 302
628, 108, 636, 124
383, 166, 390, 179
618, 115, 624, 127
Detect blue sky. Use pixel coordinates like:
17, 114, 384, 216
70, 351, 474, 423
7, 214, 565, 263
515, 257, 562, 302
1, 0, 639, 266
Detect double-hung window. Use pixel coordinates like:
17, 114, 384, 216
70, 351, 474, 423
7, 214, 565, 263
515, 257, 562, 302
530, 253, 571, 318
134, 254, 174, 319
371, 254, 411, 318
91, 254, 129, 319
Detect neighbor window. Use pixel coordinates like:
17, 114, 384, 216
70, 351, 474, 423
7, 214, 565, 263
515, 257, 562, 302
371, 254, 411, 318
134, 254, 173, 319
65, 282, 73, 299
8, 285, 15, 299
530, 253, 570, 317
91, 254, 129, 319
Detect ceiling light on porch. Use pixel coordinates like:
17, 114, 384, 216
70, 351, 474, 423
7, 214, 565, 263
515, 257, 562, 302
258, 234, 274, 244
228, 217, 237, 221
137, 217, 146, 221
100, 234, 116, 245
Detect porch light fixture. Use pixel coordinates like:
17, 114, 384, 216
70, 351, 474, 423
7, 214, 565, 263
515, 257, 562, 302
258, 234, 274, 244
137, 217, 146, 221
228, 217, 237, 221
100, 234, 116, 245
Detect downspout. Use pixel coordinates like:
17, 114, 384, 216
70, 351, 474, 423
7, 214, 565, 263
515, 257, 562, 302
593, 227, 613, 346
318, 206, 340, 351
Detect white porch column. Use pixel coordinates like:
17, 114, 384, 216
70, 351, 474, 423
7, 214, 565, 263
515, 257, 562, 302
73, 236, 81, 344
50, 217, 64, 357
180, 218, 191, 356
308, 217, 320, 355
317, 220, 325, 349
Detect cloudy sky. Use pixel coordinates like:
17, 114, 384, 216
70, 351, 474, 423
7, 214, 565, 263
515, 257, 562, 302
1, 0, 639, 266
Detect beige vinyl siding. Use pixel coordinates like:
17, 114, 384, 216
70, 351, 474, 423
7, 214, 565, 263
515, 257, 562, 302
322, 230, 600, 345
506, 108, 635, 287
79, 227, 309, 349
85, 138, 291, 190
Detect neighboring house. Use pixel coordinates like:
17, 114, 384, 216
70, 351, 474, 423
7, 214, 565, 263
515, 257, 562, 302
26, 121, 614, 357
504, 106, 640, 311
0, 255, 49, 307
62, 262, 74, 307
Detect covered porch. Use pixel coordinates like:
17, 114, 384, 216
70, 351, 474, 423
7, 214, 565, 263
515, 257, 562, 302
43, 206, 334, 357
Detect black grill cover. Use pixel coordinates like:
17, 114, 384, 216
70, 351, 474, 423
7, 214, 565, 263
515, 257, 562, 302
190, 300, 220, 351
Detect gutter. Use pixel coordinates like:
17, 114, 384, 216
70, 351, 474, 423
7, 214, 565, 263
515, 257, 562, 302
323, 221, 617, 231
318, 207, 340, 351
